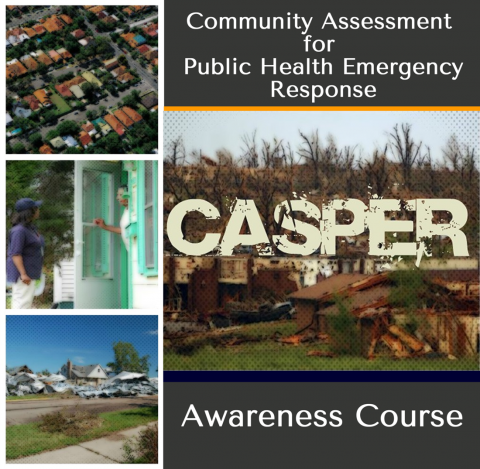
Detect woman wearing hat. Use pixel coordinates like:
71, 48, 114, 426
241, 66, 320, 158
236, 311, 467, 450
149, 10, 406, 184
7, 198, 45, 309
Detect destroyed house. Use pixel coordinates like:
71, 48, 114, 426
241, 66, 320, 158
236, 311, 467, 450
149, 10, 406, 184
289, 270, 479, 358
9, 365, 33, 375
60, 359, 108, 384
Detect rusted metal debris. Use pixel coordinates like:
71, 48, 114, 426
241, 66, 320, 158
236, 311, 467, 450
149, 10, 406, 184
306, 350, 335, 358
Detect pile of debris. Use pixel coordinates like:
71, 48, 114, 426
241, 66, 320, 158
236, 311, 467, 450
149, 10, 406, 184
6, 371, 158, 398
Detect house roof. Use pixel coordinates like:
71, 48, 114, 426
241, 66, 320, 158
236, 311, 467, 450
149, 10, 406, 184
35, 51, 53, 65
6, 28, 24, 39
111, 65, 127, 77
104, 114, 125, 136
89, 5, 105, 14
64, 76, 86, 87
48, 50, 62, 62
60, 14, 73, 25
39, 144, 53, 154
50, 136, 66, 148
10, 365, 33, 376
320, 285, 391, 317
23, 27, 37, 38
57, 48, 72, 59
20, 55, 38, 70
140, 94, 158, 109
81, 71, 102, 87
143, 23, 158, 37
55, 83, 73, 97
78, 131, 93, 147
114, 109, 134, 127
151, 58, 158, 66
117, 72, 134, 83
70, 364, 106, 378
289, 274, 371, 300
82, 122, 95, 133
24, 95, 41, 111
6, 60, 28, 79
33, 89, 52, 105
102, 15, 117, 24
122, 106, 143, 123
69, 84, 85, 98
137, 44, 150, 54
79, 37, 96, 46
33, 25, 46, 35
121, 32, 135, 42
44, 15, 65, 33
144, 50, 158, 61
71, 29, 85, 39
63, 135, 78, 147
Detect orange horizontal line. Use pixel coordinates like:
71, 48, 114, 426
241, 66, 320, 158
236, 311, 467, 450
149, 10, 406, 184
165, 106, 480, 111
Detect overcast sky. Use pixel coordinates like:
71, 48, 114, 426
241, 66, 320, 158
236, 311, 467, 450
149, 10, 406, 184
164, 111, 479, 162
7, 315, 158, 377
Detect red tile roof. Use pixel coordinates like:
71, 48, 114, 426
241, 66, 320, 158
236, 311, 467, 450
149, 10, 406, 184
104, 114, 125, 136
39, 144, 54, 154
78, 131, 93, 147
122, 106, 143, 123
55, 84, 73, 97
114, 109, 134, 128
24, 95, 41, 111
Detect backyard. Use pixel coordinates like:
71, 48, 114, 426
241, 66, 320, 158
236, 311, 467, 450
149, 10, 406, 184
49, 92, 71, 114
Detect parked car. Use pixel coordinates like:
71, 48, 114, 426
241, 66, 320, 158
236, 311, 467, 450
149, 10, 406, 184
74, 111, 79, 115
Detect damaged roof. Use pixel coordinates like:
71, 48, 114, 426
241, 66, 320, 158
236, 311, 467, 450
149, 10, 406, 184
289, 274, 372, 300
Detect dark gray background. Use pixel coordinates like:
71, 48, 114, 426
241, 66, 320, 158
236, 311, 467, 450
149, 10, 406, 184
165, 382, 479, 467
165, 0, 478, 106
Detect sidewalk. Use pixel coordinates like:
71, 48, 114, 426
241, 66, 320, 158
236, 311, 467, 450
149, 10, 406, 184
8, 423, 155, 464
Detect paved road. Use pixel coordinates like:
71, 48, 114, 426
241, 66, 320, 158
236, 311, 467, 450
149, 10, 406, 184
7, 6, 54, 29
6, 395, 158, 426
80, 8, 158, 90
114, 15, 159, 33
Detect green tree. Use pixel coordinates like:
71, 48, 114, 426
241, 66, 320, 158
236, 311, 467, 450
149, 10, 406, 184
106, 341, 150, 375
36, 62, 48, 75
57, 120, 81, 136
64, 147, 83, 154
103, 132, 123, 153
28, 132, 43, 148
46, 129, 60, 140
118, 55, 128, 66
122, 94, 138, 108
12, 142, 26, 154
39, 369, 51, 376
81, 81, 96, 99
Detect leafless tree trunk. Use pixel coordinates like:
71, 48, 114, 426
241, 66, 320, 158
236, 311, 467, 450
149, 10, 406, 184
388, 124, 424, 190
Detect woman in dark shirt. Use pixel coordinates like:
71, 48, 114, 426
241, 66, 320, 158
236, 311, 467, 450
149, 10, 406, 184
7, 198, 45, 309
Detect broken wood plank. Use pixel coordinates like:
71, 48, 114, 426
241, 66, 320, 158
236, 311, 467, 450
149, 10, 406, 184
388, 325, 424, 352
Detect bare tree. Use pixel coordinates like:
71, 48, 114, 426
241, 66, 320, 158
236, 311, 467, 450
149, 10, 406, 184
359, 148, 390, 197
388, 124, 424, 190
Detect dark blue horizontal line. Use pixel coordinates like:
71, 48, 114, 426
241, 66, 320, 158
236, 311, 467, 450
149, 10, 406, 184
164, 370, 480, 382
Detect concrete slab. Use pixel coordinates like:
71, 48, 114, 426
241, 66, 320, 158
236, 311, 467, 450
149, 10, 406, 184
78, 424, 152, 463
7, 445, 115, 464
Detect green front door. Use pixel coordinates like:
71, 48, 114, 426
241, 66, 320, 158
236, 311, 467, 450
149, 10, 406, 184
74, 161, 123, 308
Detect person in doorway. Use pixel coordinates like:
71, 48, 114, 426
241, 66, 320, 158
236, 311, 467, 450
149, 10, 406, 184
93, 184, 129, 251
7, 198, 45, 309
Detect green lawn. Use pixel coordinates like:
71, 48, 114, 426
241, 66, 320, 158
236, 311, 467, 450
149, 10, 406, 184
7, 405, 158, 460
50, 92, 71, 114
7, 393, 76, 401
164, 321, 479, 371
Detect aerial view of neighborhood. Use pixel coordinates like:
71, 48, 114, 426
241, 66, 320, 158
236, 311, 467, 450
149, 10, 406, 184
6, 5, 158, 154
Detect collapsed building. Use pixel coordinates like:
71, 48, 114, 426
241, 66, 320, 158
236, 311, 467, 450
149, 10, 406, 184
6, 370, 158, 398
289, 269, 479, 358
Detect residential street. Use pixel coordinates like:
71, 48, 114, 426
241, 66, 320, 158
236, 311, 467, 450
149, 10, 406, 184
6, 395, 158, 426
80, 9, 158, 90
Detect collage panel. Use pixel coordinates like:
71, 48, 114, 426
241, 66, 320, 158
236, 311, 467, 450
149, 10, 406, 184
6, 314, 158, 463
6, 5, 158, 155
164, 110, 479, 371
6, 159, 159, 310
